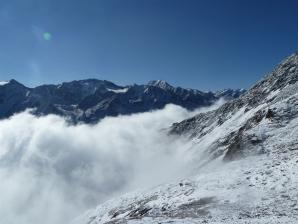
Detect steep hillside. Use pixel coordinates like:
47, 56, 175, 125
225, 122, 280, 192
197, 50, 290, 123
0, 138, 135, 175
74, 53, 298, 223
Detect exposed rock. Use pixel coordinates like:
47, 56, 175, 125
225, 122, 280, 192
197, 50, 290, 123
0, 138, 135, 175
0, 79, 243, 123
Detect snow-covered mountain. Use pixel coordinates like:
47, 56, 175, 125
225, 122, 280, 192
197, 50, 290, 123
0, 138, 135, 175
0, 79, 243, 123
74, 53, 298, 224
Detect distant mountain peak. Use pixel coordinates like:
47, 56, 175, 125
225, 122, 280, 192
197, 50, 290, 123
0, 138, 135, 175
0, 78, 242, 123
4, 79, 26, 87
147, 80, 173, 90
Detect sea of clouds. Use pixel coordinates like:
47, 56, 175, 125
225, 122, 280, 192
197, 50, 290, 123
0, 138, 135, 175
0, 101, 223, 224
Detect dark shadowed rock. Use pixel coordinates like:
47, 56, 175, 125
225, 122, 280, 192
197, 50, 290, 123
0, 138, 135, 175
0, 79, 243, 123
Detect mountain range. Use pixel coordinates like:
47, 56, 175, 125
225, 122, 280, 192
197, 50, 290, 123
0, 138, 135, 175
0, 79, 244, 123
2, 52, 298, 224
74, 53, 298, 223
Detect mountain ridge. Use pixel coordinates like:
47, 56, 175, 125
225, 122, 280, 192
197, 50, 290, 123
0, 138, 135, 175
0, 79, 244, 123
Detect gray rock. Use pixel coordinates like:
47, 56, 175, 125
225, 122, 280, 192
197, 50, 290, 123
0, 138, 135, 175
0, 79, 244, 123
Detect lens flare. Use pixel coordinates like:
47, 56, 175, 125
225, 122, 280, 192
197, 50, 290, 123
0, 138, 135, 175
43, 32, 52, 41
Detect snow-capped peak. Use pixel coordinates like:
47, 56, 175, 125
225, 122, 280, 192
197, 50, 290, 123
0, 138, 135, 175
147, 80, 173, 90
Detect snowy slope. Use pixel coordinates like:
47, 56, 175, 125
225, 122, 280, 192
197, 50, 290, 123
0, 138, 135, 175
74, 53, 298, 223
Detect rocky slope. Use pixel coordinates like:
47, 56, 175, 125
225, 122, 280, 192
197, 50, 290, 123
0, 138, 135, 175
0, 79, 243, 123
74, 53, 298, 223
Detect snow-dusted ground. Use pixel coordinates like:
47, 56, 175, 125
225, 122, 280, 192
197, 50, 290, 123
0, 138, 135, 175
73, 111, 298, 224
73, 54, 298, 224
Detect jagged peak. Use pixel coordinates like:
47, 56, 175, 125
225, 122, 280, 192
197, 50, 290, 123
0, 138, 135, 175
248, 52, 298, 95
147, 80, 174, 90
5, 79, 25, 87
9, 79, 19, 84
271, 52, 298, 77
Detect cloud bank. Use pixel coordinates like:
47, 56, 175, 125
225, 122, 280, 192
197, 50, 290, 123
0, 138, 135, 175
0, 101, 223, 224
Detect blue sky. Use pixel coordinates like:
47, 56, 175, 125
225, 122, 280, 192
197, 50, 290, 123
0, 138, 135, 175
0, 0, 298, 90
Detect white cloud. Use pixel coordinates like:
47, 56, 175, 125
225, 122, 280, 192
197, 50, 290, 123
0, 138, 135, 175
0, 101, 224, 224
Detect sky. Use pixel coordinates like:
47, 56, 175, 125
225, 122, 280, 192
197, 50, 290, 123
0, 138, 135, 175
0, 0, 298, 91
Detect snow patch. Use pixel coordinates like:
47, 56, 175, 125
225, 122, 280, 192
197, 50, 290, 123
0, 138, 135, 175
107, 87, 128, 93
0, 81, 9, 86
